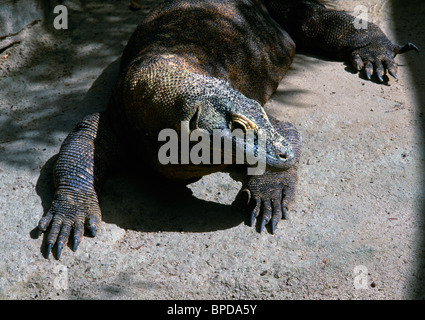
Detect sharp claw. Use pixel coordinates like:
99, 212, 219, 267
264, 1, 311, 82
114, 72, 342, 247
271, 220, 276, 234
73, 238, 79, 252
366, 69, 372, 80
282, 207, 288, 220
352, 54, 363, 71
260, 217, 268, 233
250, 212, 256, 227
249, 197, 261, 228
241, 188, 251, 205
377, 72, 384, 82
365, 61, 373, 80
399, 43, 419, 54
389, 70, 398, 79
46, 242, 53, 258
412, 43, 419, 53
407, 43, 419, 53
90, 224, 97, 237
57, 243, 63, 259
355, 61, 361, 71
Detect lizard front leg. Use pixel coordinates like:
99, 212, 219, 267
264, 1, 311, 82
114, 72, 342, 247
244, 119, 302, 234
264, 0, 418, 82
246, 167, 298, 233
38, 111, 120, 258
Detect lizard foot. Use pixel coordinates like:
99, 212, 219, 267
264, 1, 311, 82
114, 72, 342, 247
351, 40, 419, 82
243, 167, 298, 234
38, 190, 101, 259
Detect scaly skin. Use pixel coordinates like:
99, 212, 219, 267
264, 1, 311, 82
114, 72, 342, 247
38, 112, 121, 258
264, 0, 418, 80
244, 117, 302, 233
37, 0, 417, 258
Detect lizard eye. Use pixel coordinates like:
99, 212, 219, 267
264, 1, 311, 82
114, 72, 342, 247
230, 114, 258, 133
231, 120, 246, 132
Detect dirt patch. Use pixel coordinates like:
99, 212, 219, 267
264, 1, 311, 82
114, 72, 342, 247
0, 0, 424, 299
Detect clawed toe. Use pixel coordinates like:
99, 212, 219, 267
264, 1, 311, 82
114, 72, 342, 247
37, 192, 101, 259
248, 196, 289, 234
398, 42, 419, 54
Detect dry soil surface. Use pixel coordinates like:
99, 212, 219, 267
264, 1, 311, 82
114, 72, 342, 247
0, 0, 424, 299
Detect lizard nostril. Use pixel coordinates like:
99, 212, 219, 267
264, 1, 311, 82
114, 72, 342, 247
278, 152, 288, 160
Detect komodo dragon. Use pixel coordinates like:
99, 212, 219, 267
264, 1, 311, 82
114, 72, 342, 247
37, 0, 418, 258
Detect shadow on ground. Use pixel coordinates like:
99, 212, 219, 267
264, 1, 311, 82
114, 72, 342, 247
391, 0, 425, 299
35, 152, 248, 234
31, 50, 250, 239
24, 0, 326, 250
0, 1, 151, 168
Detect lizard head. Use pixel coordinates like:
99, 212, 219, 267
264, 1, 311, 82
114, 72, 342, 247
186, 87, 296, 173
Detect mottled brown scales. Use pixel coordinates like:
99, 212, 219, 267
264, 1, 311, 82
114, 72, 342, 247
37, 0, 417, 259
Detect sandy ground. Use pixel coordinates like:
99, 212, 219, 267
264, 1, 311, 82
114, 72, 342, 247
0, 0, 424, 300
